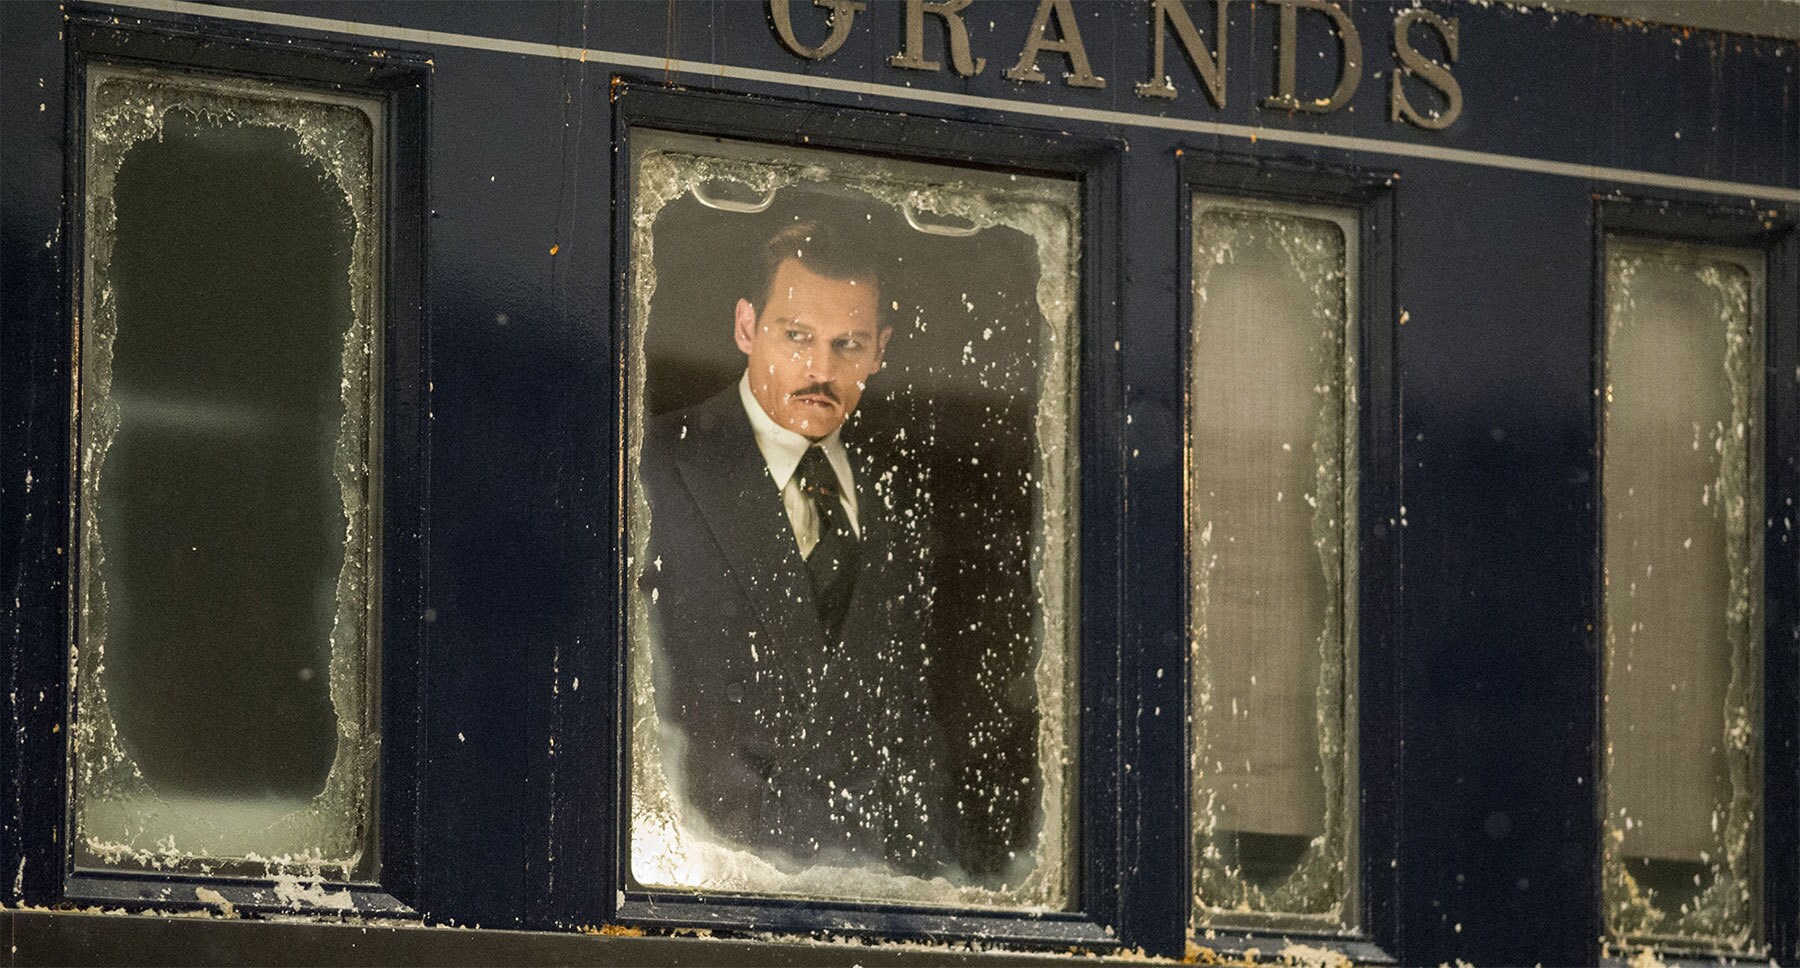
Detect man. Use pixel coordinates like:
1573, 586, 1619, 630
638, 219, 946, 876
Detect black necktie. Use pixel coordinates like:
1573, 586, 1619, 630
795, 446, 861, 641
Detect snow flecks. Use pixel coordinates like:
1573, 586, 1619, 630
192, 886, 236, 918
270, 874, 357, 912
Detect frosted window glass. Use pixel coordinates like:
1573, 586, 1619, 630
1190, 200, 1357, 925
1603, 239, 1763, 952
625, 132, 1079, 908
74, 70, 381, 879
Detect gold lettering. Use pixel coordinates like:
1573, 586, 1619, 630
890, 0, 986, 75
768, 0, 867, 60
1390, 8, 1462, 130
1261, 0, 1361, 114
1005, 0, 1106, 89
1137, 0, 1228, 106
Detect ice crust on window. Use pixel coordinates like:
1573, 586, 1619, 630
626, 138, 1079, 908
74, 73, 379, 878
1602, 243, 1763, 953
1189, 203, 1355, 926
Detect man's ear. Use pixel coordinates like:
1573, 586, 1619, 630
733, 298, 758, 355
871, 325, 893, 374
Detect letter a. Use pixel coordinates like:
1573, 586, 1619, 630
1005, 0, 1106, 89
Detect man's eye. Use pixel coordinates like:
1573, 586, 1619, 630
836, 338, 864, 353
784, 330, 809, 343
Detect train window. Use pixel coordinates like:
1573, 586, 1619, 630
72, 67, 383, 881
1189, 196, 1358, 929
624, 130, 1081, 908
1600, 237, 1765, 954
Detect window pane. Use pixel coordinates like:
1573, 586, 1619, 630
1603, 239, 1763, 952
1190, 199, 1356, 925
74, 70, 381, 878
626, 132, 1079, 907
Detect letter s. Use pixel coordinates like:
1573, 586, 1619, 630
1390, 8, 1462, 130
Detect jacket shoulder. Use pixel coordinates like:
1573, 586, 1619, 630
645, 384, 744, 458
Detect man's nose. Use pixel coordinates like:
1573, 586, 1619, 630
804, 348, 837, 381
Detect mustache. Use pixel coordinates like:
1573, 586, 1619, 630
788, 383, 840, 404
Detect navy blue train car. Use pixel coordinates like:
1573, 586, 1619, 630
4, 1, 1799, 964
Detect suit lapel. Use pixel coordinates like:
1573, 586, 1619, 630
672, 390, 830, 667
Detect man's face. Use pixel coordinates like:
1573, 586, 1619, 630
736, 258, 890, 440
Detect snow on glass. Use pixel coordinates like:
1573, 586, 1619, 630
1603, 240, 1764, 954
1189, 200, 1356, 927
626, 132, 1079, 907
73, 70, 380, 880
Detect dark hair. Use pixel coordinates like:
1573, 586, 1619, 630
750, 219, 887, 326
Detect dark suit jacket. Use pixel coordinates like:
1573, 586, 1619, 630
638, 384, 947, 875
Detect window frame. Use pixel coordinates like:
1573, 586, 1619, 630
1589, 196, 1800, 965
1176, 153, 1401, 964
25, 11, 433, 916
580, 80, 1129, 950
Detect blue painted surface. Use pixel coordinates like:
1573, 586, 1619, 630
3, 2, 1797, 964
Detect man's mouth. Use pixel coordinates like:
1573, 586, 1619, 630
789, 385, 839, 408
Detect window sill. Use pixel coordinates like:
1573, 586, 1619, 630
3, 909, 1176, 966
63, 870, 413, 919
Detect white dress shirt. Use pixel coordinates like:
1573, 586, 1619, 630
738, 373, 861, 558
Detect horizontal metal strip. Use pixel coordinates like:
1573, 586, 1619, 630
107, 0, 1800, 205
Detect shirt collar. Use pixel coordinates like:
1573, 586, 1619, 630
737, 372, 855, 498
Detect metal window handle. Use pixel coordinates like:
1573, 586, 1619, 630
902, 201, 981, 237
690, 181, 776, 214
688, 184, 980, 239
